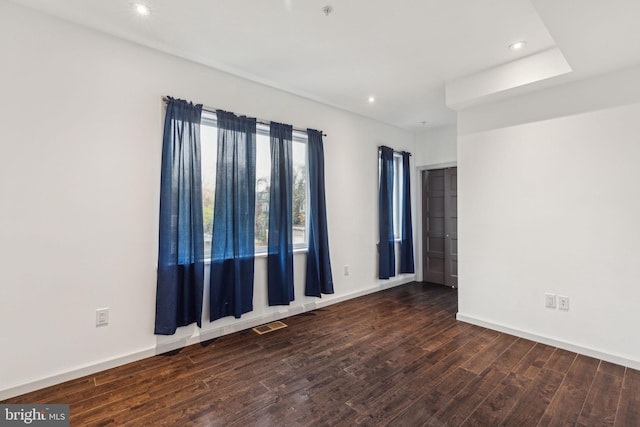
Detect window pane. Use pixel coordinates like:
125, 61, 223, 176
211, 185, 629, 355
201, 123, 217, 259
255, 131, 271, 251
393, 155, 403, 240
292, 136, 307, 246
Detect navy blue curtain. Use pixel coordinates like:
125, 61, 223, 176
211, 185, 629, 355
267, 123, 294, 305
210, 111, 257, 321
400, 152, 415, 273
155, 97, 204, 335
378, 146, 395, 279
305, 129, 334, 297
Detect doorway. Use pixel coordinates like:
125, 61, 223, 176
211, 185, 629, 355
422, 167, 458, 287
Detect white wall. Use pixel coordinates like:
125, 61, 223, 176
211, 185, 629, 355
0, 1, 415, 399
457, 64, 640, 368
414, 125, 457, 168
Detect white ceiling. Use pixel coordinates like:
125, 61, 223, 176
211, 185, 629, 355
9, 0, 640, 131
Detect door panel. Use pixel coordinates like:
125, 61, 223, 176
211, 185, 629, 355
444, 168, 458, 287
423, 170, 445, 284
423, 167, 458, 287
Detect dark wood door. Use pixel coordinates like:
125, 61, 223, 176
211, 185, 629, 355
422, 167, 458, 287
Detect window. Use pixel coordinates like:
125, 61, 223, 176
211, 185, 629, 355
392, 153, 403, 240
291, 132, 308, 247
201, 112, 308, 258
378, 151, 404, 241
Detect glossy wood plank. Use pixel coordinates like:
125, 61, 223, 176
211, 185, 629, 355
432, 366, 509, 425
616, 367, 640, 426
460, 334, 518, 374
390, 368, 478, 425
511, 342, 555, 380
577, 370, 623, 427
599, 360, 626, 378
538, 354, 600, 426
462, 372, 532, 427
500, 368, 565, 426
544, 348, 577, 375
460, 338, 539, 425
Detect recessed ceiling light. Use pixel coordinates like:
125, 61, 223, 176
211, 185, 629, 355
134, 3, 151, 16
508, 41, 527, 51
368, 96, 375, 103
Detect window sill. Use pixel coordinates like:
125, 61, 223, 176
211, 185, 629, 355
376, 239, 403, 245
203, 247, 308, 264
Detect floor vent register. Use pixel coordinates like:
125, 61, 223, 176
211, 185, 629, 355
252, 321, 288, 335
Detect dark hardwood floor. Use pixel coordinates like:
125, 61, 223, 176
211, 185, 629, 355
4, 282, 639, 426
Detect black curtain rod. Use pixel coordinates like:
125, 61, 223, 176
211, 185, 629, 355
163, 96, 327, 137
378, 145, 412, 156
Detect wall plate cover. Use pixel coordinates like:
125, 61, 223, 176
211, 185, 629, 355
545, 293, 556, 309
96, 308, 109, 326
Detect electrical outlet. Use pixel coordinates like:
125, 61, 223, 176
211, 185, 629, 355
344, 265, 350, 276
96, 308, 109, 326
545, 293, 556, 309
558, 296, 570, 311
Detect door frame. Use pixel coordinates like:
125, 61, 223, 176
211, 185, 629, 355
415, 161, 457, 283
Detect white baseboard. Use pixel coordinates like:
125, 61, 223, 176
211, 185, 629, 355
1, 348, 159, 401
456, 312, 640, 371
316, 274, 415, 308
1, 275, 415, 401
